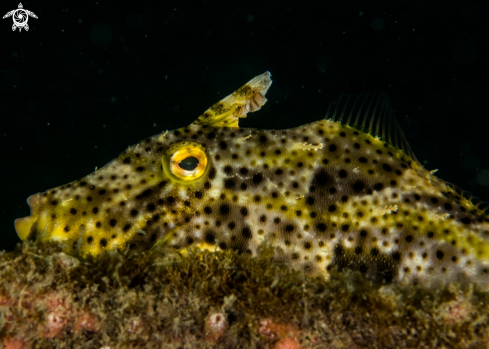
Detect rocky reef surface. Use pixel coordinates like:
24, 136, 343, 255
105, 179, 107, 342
1, 242, 489, 349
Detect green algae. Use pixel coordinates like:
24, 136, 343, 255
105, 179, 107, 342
1, 241, 489, 349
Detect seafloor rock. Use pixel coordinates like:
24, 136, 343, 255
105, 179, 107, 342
1, 242, 489, 349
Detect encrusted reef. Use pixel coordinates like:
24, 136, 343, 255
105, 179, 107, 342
1, 242, 489, 349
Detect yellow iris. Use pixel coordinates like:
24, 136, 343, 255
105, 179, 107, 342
162, 142, 208, 183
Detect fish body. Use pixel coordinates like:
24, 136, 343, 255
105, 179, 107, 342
15, 72, 489, 286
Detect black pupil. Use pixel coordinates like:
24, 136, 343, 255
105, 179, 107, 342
179, 156, 199, 171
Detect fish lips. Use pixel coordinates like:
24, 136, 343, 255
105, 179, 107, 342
14, 193, 41, 240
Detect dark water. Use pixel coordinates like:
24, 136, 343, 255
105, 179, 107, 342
1, 1, 486, 252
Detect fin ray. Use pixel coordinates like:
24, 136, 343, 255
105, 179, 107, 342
325, 92, 418, 162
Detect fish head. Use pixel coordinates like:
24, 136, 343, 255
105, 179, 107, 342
15, 72, 272, 257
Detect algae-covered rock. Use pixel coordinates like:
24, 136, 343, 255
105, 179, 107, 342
1, 242, 489, 349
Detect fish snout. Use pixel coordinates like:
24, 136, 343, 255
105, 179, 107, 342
14, 193, 41, 240
27, 192, 42, 207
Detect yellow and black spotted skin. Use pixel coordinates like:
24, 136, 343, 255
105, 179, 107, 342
15, 72, 489, 286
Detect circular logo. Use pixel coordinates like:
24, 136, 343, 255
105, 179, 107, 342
12, 9, 27, 27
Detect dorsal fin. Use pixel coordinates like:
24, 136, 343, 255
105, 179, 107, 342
325, 92, 417, 162
192, 72, 272, 128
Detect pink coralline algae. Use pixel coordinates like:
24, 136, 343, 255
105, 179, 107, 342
205, 312, 227, 342
258, 319, 303, 349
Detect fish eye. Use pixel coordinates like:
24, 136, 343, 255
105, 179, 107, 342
178, 156, 199, 171
162, 142, 208, 183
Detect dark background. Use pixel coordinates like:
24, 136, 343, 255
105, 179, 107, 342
1, 1, 487, 252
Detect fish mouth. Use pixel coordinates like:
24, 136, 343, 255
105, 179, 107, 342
14, 193, 41, 240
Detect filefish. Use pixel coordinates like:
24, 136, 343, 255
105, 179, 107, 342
15, 72, 489, 286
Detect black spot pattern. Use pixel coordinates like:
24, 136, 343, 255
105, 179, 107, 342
25, 89, 487, 290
